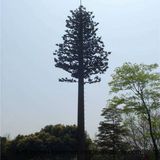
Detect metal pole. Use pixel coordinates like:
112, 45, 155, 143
80, 0, 82, 6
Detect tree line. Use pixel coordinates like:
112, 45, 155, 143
1, 124, 93, 160
1, 63, 160, 160
96, 63, 160, 160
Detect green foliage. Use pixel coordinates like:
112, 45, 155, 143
108, 63, 160, 159
96, 105, 130, 153
2, 124, 92, 155
109, 63, 160, 114
108, 62, 160, 125
109, 63, 159, 92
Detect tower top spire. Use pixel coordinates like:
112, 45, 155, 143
80, 0, 82, 6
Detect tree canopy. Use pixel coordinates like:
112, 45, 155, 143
97, 105, 129, 153
108, 63, 160, 160
1, 124, 92, 155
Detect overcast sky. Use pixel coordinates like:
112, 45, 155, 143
1, 0, 160, 139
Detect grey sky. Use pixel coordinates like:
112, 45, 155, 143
1, 0, 160, 139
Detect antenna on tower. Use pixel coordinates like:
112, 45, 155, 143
80, 0, 82, 6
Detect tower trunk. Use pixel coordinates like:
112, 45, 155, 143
77, 5, 85, 160
77, 76, 85, 160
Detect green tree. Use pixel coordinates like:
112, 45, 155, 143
3, 124, 93, 159
97, 104, 129, 160
53, 5, 110, 160
108, 63, 160, 160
